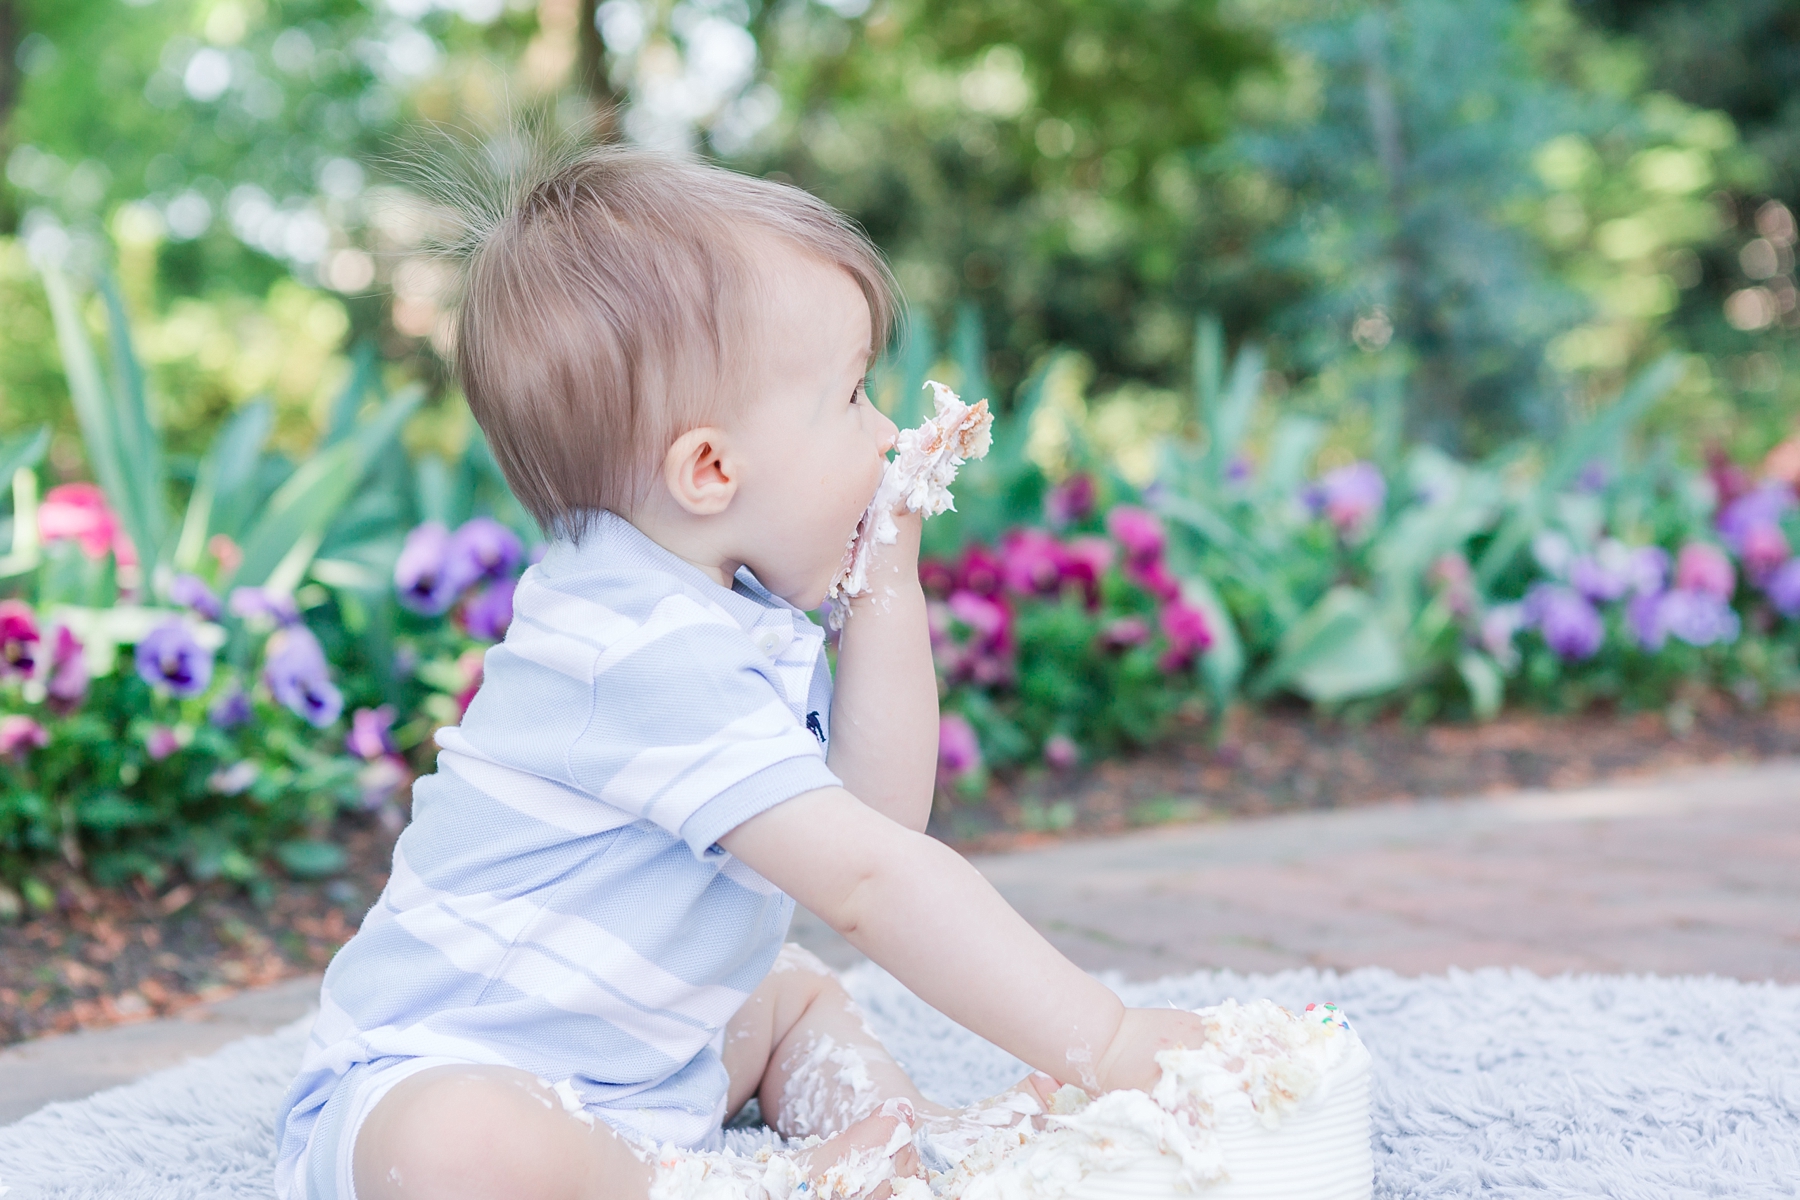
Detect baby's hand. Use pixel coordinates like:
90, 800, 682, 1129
1092, 1008, 1212, 1095
842, 508, 923, 614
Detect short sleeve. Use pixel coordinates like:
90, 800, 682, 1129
564, 599, 840, 857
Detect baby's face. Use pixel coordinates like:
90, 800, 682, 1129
726, 247, 897, 609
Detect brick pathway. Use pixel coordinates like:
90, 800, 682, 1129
793, 758, 1800, 982
5, 759, 1798, 1124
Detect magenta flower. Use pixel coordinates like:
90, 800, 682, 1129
447, 517, 523, 585
0, 600, 40, 679
1524, 585, 1603, 661
1158, 600, 1213, 672
346, 705, 397, 761
918, 558, 958, 598
460, 578, 516, 642
42, 625, 87, 713
0, 714, 48, 758
1674, 543, 1735, 600
1044, 734, 1080, 771
168, 574, 222, 621
1106, 506, 1166, 566
37, 482, 134, 565
1000, 529, 1065, 595
264, 626, 343, 727
948, 589, 1010, 642
955, 545, 1004, 599
394, 522, 466, 615
937, 713, 982, 781
146, 726, 180, 761
1305, 462, 1386, 537
1130, 558, 1181, 603
134, 621, 215, 698
1059, 537, 1114, 607
1045, 474, 1097, 528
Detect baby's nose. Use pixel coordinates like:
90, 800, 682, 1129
877, 410, 899, 453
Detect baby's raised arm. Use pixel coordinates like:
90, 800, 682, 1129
720, 785, 1208, 1094
823, 510, 938, 832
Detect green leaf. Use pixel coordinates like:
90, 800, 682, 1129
323, 341, 381, 447
174, 401, 275, 570
96, 271, 168, 547
1456, 650, 1504, 721
232, 386, 423, 588
1196, 315, 1265, 489
275, 840, 348, 879
0, 426, 50, 484
1252, 585, 1406, 703
951, 302, 992, 404
39, 262, 170, 565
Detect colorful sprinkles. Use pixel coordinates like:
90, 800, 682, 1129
1304, 1002, 1352, 1031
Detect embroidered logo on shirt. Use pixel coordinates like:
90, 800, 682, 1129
806, 711, 826, 744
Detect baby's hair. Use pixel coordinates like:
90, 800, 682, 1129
401, 124, 898, 539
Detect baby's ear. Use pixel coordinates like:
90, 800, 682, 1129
662, 427, 737, 516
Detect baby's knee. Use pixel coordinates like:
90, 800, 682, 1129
354, 1066, 632, 1200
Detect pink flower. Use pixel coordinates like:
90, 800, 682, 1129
346, 705, 397, 761
0, 714, 48, 758
1000, 529, 1065, 595
0, 600, 39, 679
1674, 542, 1735, 601
1158, 600, 1213, 672
145, 726, 180, 761
947, 590, 1010, 642
937, 713, 982, 781
1739, 524, 1791, 584
1106, 506, 1166, 566
41, 625, 87, 713
1043, 734, 1080, 771
918, 559, 958, 598
1102, 616, 1151, 647
1304, 462, 1386, 538
37, 483, 135, 565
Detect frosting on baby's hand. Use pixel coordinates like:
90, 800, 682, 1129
828, 381, 994, 628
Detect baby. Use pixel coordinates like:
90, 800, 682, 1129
273, 146, 1208, 1200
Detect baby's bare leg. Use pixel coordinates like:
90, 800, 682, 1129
722, 943, 950, 1139
353, 1065, 652, 1200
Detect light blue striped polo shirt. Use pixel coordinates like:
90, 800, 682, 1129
274, 512, 839, 1193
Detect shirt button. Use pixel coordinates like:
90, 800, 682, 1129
752, 628, 784, 657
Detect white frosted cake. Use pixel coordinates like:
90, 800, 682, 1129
939, 1000, 1373, 1200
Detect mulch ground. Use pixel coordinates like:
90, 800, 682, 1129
6, 692, 1799, 1047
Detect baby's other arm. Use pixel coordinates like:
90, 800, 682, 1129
721, 785, 1209, 1094
827, 509, 937, 832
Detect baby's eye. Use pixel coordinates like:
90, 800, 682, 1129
851, 379, 868, 405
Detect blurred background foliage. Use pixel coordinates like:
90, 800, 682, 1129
1, 0, 1797, 483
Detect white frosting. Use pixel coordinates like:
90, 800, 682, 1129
936, 1001, 1372, 1200
649, 1001, 1371, 1200
829, 380, 993, 627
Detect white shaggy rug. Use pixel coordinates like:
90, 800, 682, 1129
2, 965, 1798, 1199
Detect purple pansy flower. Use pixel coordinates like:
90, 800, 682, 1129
1525, 585, 1604, 661
1045, 475, 1097, 529
461, 579, 516, 642
1766, 558, 1800, 618
209, 684, 253, 729
1716, 484, 1794, 548
1568, 539, 1638, 604
447, 517, 523, 586
1660, 590, 1741, 647
1304, 462, 1386, 537
394, 522, 467, 615
134, 621, 215, 698
168, 574, 222, 621
1740, 523, 1791, 583
228, 587, 299, 627
1480, 603, 1525, 669
346, 705, 397, 761
264, 626, 343, 728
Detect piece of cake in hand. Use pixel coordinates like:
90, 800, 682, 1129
937, 1000, 1373, 1200
829, 380, 993, 624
